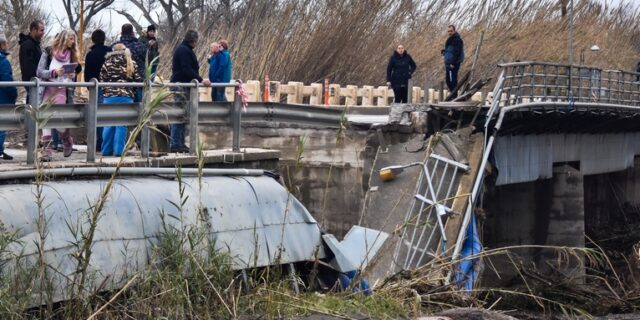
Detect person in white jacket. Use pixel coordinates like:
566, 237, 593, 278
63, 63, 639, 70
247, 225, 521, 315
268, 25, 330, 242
36, 29, 82, 161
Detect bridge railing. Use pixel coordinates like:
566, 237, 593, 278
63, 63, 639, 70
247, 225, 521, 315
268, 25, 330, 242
492, 61, 640, 107
213, 80, 486, 106
0, 79, 344, 165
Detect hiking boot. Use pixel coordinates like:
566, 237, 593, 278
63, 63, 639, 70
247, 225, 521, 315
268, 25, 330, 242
1, 152, 13, 160
63, 136, 74, 158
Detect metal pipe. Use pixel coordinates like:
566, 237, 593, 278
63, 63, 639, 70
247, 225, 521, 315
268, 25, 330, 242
86, 78, 98, 162
26, 78, 40, 165
0, 167, 264, 180
188, 80, 200, 155
0, 80, 239, 88
232, 90, 242, 152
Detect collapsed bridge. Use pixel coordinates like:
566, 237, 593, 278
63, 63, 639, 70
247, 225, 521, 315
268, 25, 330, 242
1, 60, 640, 302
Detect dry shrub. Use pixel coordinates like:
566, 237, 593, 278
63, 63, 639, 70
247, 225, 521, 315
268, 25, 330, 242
149, 0, 639, 88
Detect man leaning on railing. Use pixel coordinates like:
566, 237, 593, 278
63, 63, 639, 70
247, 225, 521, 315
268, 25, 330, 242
169, 30, 211, 153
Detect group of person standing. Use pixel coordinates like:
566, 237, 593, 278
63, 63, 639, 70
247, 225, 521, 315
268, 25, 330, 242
0, 20, 233, 161
167, 30, 232, 153
386, 24, 465, 103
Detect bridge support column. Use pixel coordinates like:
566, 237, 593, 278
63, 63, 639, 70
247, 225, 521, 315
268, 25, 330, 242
543, 164, 585, 279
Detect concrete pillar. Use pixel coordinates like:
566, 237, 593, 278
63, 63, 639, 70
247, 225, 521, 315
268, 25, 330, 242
328, 84, 340, 105
545, 164, 585, 279
308, 83, 323, 105
268, 81, 281, 103
287, 81, 304, 104
411, 87, 422, 104
375, 86, 389, 106
344, 85, 358, 105
360, 86, 374, 106
245, 80, 261, 102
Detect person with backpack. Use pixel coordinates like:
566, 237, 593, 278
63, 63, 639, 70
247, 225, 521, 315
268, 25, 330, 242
99, 44, 142, 157
36, 30, 82, 161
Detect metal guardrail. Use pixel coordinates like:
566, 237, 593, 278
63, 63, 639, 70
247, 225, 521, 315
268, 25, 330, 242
495, 61, 640, 107
0, 79, 344, 165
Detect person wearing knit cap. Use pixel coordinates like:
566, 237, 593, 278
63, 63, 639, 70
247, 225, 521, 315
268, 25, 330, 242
139, 24, 159, 78
0, 28, 17, 160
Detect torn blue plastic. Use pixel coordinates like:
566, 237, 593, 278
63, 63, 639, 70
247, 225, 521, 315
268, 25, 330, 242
338, 270, 372, 296
455, 213, 482, 291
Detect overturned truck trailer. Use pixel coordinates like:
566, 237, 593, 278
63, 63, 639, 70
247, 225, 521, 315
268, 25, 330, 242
0, 168, 387, 305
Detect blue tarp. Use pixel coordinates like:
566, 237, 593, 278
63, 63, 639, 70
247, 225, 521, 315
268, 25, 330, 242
455, 214, 482, 291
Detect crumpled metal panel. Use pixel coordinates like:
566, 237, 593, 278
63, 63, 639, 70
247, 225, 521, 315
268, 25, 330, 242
323, 226, 389, 272
494, 133, 640, 185
0, 175, 324, 304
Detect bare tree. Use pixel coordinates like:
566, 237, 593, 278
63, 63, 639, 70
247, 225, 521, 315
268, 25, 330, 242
115, 0, 206, 42
0, 0, 46, 35
61, 0, 115, 31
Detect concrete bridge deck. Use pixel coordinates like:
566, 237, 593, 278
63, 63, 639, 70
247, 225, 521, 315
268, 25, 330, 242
0, 147, 280, 173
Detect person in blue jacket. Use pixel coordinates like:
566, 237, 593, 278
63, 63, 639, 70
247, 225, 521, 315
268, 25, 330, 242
442, 25, 464, 99
207, 41, 221, 101
209, 39, 232, 102
0, 31, 16, 160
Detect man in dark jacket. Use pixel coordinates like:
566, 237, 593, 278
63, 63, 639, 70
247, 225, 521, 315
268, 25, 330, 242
386, 44, 416, 103
85, 29, 112, 152
0, 32, 17, 160
169, 30, 211, 153
139, 25, 159, 78
19, 20, 44, 82
442, 25, 464, 99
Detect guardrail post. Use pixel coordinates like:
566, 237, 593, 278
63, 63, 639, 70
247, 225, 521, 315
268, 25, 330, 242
361, 86, 374, 106
86, 78, 98, 162
232, 88, 242, 152
140, 80, 150, 158
188, 80, 199, 155
26, 78, 40, 165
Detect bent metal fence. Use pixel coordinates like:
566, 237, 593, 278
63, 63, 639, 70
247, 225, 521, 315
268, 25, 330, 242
0, 79, 344, 165
490, 61, 640, 107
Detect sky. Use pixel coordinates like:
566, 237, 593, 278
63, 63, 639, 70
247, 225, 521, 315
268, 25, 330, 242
43, 0, 156, 36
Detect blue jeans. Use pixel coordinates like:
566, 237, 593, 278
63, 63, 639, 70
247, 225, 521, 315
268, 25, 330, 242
212, 87, 227, 102
170, 88, 188, 150
445, 63, 460, 98
0, 130, 5, 153
102, 96, 132, 156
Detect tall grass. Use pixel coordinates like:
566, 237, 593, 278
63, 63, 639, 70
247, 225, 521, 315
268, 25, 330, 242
147, 0, 640, 88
